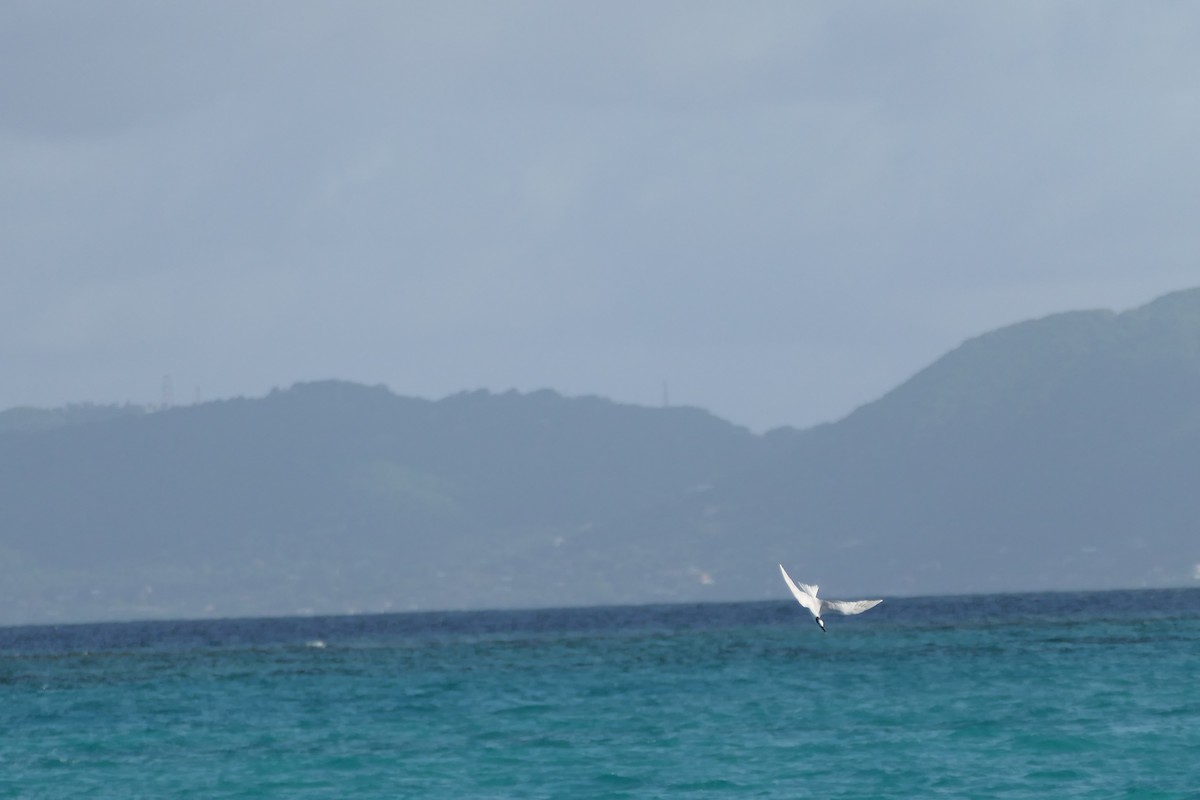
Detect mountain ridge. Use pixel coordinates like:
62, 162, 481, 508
584, 288, 1200, 602
3, 289, 1199, 624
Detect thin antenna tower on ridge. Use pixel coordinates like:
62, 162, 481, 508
161, 375, 175, 410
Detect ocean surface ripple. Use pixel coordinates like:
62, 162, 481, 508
3, 588, 1199, 798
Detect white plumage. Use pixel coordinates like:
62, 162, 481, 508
779, 563, 882, 632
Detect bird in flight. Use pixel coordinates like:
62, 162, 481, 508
779, 563, 882, 632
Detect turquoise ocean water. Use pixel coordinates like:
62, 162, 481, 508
3, 588, 1199, 798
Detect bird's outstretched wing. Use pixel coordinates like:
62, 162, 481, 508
778, 564, 821, 616
821, 598, 882, 616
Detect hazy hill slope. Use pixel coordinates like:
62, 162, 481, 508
578, 289, 1200, 603
0, 403, 145, 435
3, 289, 1199, 624
0, 383, 768, 623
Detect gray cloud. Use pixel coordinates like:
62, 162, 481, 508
4, 2, 1199, 429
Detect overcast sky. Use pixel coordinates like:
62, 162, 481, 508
4, 2, 1199, 431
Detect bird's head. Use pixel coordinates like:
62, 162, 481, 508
815, 616, 826, 633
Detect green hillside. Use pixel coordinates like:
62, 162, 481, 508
0, 383, 770, 623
